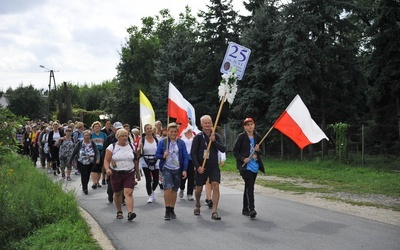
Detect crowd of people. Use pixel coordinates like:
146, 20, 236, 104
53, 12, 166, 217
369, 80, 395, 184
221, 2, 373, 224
15, 115, 265, 222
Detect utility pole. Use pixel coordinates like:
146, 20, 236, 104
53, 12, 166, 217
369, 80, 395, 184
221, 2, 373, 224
39, 65, 57, 122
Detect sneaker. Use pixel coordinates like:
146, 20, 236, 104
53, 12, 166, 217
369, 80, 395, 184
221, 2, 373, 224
67, 176, 72, 181
47, 169, 53, 174
147, 196, 153, 203
187, 195, 194, 201
170, 211, 176, 219
151, 192, 156, 201
249, 210, 257, 219
101, 179, 106, 185
179, 189, 184, 198
164, 212, 170, 220
56, 168, 60, 174
75, 170, 80, 175
62, 172, 66, 179
122, 200, 126, 206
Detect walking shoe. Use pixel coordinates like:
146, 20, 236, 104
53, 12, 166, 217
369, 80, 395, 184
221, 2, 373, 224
249, 210, 257, 219
75, 170, 80, 175
92, 184, 97, 189
179, 189, 184, 198
242, 209, 250, 216
187, 195, 194, 201
56, 168, 60, 174
62, 172, 65, 179
151, 192, 156, 201
67, 176, 72, 181
147, 196, 153, 203
53, 171, 57, 176
164, 212, 171, 220
83, 189, 88, 195
47, 169, 53, 174
96, 183, 101, 188
170, 211, 176, 219
101, 179, 106, 185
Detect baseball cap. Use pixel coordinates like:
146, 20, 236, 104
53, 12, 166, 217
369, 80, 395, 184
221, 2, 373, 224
243, 118, 254, 125
113, 122, 123, 129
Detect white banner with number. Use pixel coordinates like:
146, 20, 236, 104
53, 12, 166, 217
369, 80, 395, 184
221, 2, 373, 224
220, 42, 251, 80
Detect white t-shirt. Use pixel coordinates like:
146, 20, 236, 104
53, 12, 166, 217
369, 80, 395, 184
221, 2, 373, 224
107, 143, 135, 171
180, 133, 193, 154
139, 138, 159, 169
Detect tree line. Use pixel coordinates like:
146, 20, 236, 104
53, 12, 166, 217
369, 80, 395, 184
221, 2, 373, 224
4, 0, 399, 156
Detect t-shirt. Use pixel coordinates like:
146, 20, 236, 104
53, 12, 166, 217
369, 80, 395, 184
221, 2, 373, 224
91, 132, 107, 152
107, 143, 135, 171
164, 141, 180, 170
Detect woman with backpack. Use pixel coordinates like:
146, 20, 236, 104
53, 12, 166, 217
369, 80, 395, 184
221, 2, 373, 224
137, 124, 160, 203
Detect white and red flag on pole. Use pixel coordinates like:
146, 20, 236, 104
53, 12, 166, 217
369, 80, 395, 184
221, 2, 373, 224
168, 82, 200, 135
273, 95, 328, 149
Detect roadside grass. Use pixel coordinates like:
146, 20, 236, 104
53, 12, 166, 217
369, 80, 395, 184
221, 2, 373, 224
222, 153, 400, 197
0, 153, 101, 250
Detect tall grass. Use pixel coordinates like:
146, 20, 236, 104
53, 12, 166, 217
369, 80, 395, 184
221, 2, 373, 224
0, 153, 101, 250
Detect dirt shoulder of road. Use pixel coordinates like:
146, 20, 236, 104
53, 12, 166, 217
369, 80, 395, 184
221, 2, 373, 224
220, 172, 400, 226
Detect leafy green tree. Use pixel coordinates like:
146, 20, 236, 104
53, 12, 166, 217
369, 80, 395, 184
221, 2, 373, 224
365, 0, 400, 153
116, 10, 177, 125
233, 1, 281, 131
6, 85, 47, 120
196, 0, 241, 120
154, 6, 201, 123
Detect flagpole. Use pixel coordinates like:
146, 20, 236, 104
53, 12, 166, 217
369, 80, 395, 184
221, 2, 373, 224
200, 94, 226, 171
241, 125, 274, 167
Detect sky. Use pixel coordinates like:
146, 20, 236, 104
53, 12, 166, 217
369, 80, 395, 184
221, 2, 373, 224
0, 0, 248, 92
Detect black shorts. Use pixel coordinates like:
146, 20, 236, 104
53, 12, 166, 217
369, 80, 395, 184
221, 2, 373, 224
91, 157, 103, 173
195, 167, 220, 186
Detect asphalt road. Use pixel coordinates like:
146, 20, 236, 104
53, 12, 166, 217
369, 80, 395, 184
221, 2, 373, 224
45, 168, 400, 250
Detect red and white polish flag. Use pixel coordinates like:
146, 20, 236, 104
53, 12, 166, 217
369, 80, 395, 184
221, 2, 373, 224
273, 95, 328, 149
168, 82, 189, 134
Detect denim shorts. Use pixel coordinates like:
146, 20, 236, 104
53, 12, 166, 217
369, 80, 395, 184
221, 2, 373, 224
161, 168, 181, 192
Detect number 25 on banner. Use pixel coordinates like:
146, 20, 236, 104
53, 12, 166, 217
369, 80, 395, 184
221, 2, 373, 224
220, 42, 251, 80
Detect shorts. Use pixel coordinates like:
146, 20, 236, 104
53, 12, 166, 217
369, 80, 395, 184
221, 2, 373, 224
161, 168, 181, 192
110, 170, 136, 192
91, 157, 103, 173
195, 167, 220, 186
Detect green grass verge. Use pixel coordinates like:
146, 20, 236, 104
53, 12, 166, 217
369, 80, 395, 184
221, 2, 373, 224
0, 153, 101, 250
222, 153, 400, 197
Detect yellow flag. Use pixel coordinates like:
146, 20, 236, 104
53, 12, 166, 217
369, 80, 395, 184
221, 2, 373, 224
139, 90, 155, 132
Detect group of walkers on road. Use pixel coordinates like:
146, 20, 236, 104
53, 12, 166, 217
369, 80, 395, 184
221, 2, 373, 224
17, 114, 265, 223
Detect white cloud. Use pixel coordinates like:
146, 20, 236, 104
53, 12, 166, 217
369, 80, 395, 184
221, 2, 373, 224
0, 0, 247, 91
